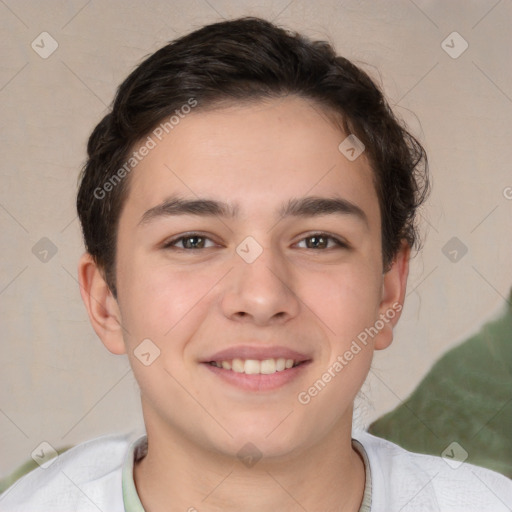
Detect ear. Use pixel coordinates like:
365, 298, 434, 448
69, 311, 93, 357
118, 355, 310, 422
77, 252, 126, 355
374, 241, 410, 350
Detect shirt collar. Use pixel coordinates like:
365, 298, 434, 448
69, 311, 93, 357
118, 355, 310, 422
122, 434, 147, 512
122, 435, 372, 511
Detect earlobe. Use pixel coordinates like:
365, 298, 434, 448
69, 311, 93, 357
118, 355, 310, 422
77, 253, 126, 355
374, 242, 410, 350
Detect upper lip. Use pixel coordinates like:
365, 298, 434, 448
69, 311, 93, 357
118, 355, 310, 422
202, 345, 312, 363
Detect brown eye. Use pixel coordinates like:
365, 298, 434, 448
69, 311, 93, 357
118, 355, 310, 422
297, 233, 347, 250
163, 233, 216, 250
305, 234, 328, 249
181, 235, 205, 249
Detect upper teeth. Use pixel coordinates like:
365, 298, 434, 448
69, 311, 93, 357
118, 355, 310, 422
210, 358, 297, 374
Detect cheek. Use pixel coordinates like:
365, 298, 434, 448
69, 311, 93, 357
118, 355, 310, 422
303, 262, 382, 342
117, 254, 217, 347
117, 263, 213, 397
295, 267, 379, 417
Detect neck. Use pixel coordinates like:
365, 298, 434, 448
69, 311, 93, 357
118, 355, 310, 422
133, 406, 365, 512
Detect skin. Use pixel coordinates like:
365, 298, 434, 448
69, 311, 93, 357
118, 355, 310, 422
78, 95, 409, 512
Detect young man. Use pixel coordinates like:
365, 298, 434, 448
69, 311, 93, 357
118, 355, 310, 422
1, 16, 511, 512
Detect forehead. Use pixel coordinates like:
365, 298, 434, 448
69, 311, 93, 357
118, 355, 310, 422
122, 96, 379, 225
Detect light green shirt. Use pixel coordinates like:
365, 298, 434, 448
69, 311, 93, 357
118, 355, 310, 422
122, 435, 372, 511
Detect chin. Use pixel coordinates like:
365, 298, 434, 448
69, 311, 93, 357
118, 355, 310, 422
214, 436, 301, 464
219, 418, 307, 458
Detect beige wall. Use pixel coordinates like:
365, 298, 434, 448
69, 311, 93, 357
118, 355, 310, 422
1, 0, 511, 476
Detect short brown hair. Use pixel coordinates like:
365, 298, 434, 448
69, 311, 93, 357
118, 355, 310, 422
77, 16, 429, 298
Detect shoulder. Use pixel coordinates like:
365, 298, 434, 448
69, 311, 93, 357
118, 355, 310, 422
353, 430, 512, 511
0, 431, 140, 512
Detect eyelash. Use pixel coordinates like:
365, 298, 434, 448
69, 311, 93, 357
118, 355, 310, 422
162, 232, 349, 251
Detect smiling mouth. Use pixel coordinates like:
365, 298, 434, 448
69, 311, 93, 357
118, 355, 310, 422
207, 358, 305, 375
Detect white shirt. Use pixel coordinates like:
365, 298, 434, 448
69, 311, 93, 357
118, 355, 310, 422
0, 429, 510, 511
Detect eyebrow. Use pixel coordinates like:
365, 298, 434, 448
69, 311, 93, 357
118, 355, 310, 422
138, 194, 369, 227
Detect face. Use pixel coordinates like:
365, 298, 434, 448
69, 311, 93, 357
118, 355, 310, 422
85, 96, 406, 459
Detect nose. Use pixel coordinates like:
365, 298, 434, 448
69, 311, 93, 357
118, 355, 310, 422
220, 244, 300, 326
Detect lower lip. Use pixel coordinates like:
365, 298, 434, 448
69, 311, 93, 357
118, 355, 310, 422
202, 361, 311, 391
